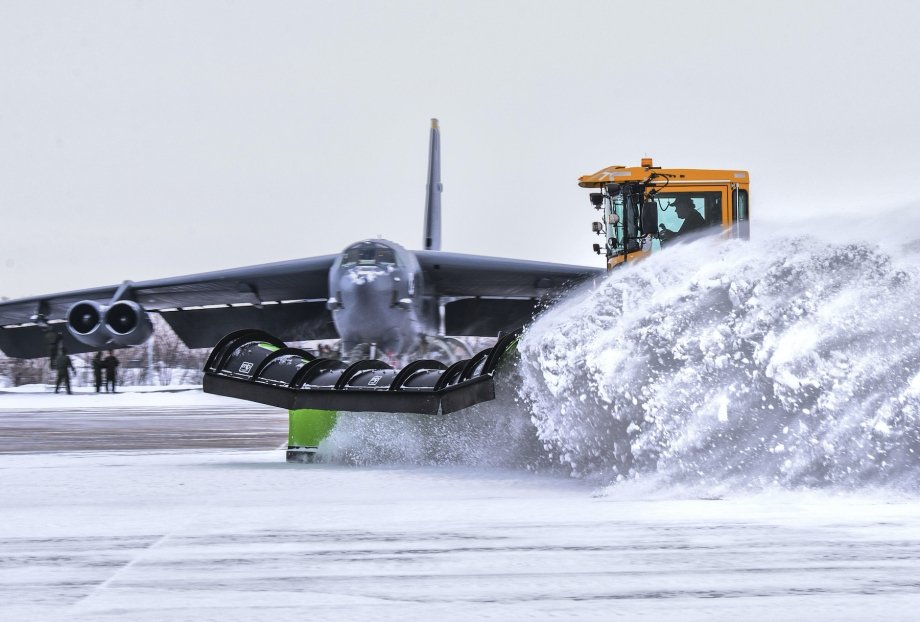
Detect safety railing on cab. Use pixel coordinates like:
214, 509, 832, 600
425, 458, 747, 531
202, 328, 521, 415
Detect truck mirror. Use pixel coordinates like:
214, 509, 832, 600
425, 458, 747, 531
589, 193, 604, 208
592, 243, 602, 255
641, 201, 659, 235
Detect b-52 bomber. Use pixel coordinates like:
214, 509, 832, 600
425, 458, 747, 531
0, 120, 603, 365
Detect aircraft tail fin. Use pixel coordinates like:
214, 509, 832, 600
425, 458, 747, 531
423, 118, 442, 251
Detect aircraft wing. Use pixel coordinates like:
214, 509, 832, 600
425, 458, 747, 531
0, 255, 339, 357
415, 251, 604, 297
414, 251, 604, 336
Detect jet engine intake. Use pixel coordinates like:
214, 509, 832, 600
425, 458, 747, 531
104, 300, 153, 346
66, 300, 112, 347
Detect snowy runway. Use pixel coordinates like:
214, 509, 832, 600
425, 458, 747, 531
2, 402, 920, 620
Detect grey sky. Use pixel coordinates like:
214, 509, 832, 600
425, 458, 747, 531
2, 0, 919, 299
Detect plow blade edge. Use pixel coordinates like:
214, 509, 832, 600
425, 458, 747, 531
202, 329, 520, 415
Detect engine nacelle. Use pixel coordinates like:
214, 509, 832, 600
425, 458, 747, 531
66, 300, 113, 347
105, 300, 153, 346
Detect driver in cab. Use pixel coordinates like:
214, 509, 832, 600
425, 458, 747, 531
659, 195, 706, 241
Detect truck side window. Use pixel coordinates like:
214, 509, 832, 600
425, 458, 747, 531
655, 192, 721, 239
707, 194, 722, 226
733, 189, 750, 240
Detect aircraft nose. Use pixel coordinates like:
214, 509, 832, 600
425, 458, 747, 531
337, 268, 395, 306
347, 267, 389, 288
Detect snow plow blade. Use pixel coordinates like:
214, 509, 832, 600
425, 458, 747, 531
202, 329, 521, 415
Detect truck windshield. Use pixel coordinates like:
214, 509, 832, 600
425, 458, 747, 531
603, 194, 639, 255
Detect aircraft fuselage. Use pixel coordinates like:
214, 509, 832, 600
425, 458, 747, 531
327, 239, 430, 356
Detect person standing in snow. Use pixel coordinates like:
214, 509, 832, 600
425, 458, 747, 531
103, 350, 119, 393
55, 348, 75, 394
92, 351, 103, 392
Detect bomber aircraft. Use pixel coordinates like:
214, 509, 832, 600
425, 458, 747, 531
0, 120, 604, 363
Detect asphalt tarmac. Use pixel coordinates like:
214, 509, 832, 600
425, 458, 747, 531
0, 405, 287, 453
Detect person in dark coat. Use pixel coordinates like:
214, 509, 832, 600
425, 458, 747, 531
55, 348, 75, 395
675, 195, 707, 234
103, 350, 120, 393
92, 351, 104, 392
659, 195, 707, 242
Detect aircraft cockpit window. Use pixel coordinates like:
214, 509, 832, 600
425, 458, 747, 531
342, 243, 397, 267
375, 247, 396, 264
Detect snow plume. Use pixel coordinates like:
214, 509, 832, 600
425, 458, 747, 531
322, 209, 920, 491
520, 229, 920, 490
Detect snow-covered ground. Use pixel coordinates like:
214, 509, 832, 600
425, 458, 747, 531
3, 446, 920, 621
0, 384, 235, 410
2, 389, 920, 620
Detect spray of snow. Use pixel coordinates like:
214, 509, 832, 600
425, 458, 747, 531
324, 208, 920, 491
519, 226, 920, 489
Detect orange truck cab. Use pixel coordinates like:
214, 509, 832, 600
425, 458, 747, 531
579, 158, 750, 270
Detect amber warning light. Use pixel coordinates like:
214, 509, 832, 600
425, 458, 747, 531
641, 157, 654, 167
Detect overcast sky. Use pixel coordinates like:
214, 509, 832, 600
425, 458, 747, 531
2, 0, 919, 299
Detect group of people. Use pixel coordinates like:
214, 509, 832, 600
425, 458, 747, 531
54, 348, 119, 395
